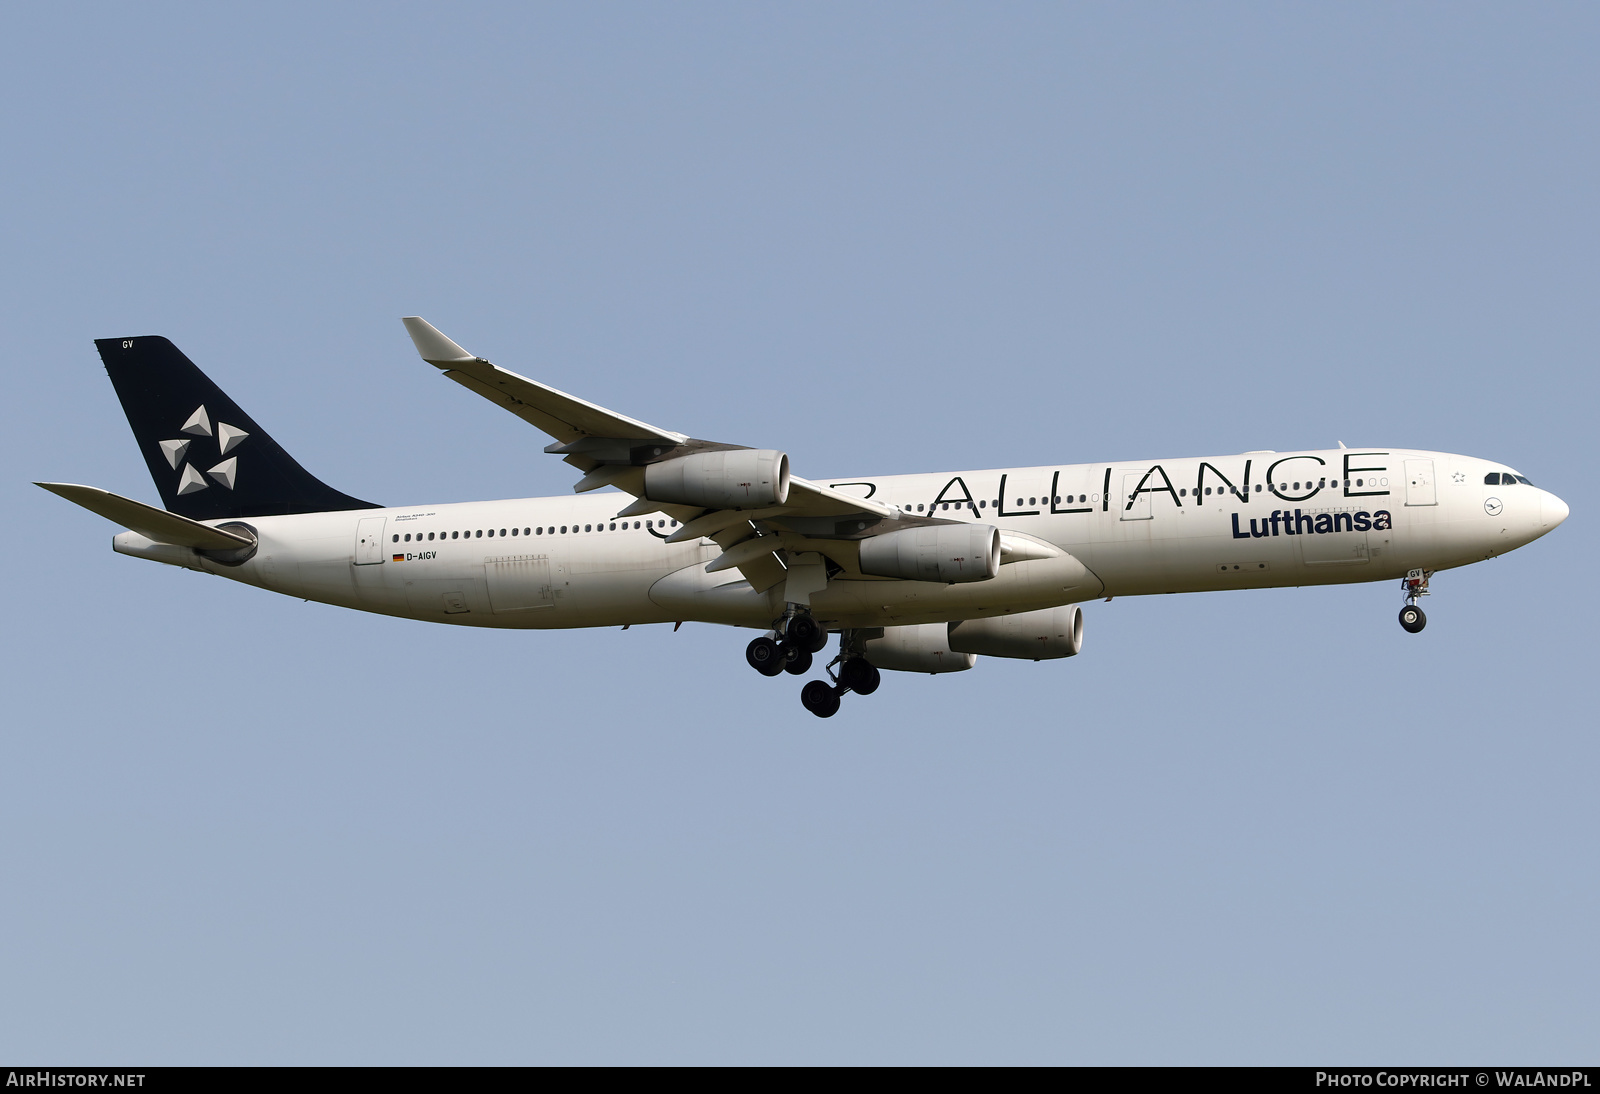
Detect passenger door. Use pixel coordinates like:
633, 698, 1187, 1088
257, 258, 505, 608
1119, 472, 1152, 521
354, 516, 387, 564
1404, 459, 1437, 506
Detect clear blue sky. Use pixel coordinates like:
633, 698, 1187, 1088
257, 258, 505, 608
2, 2, 1595, 1064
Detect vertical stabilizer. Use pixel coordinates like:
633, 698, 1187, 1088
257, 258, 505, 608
96, 336, 379, 520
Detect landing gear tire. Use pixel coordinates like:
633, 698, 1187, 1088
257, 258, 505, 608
785, 614, 821, 649
1399, 605, 1427, 634
801, 680, 841, 718
804, 626, 829, 653
838, 658, 880, 695
747, 636, 785, 676
784, 646, 814, 675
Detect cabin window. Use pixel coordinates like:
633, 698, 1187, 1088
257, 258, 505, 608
584, 524, 591, 532
392, 535, 399, 542
486, 529, 494, 537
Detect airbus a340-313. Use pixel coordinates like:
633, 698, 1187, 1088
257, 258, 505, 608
40, 319, 1569, 717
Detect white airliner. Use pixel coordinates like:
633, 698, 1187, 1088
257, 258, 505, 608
41, 319, 1569, 717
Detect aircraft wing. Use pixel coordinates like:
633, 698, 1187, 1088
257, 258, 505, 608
403, 317, 912, 593
402, 317, 685, 447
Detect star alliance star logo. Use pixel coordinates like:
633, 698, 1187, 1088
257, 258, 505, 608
158, 405, 249, 495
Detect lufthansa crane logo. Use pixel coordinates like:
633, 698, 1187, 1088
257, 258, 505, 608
158, 405, 249, 496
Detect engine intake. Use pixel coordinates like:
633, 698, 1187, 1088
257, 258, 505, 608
947, 604, 1083, 660
858, 523, 1000, 583
643, 449, 790, 510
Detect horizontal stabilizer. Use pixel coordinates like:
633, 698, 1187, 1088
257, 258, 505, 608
36, 482, 253, 550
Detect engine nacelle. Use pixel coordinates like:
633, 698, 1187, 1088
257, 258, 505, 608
863, 623, 976, 674
643, 449, 790, 509
947, 604, 1083, 661
857, 524, 1000, 584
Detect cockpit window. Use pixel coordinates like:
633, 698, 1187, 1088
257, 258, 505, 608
1516, 475, 1533, 486
1484, 473, 1501, 485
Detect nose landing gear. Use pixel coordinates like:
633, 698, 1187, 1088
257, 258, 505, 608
1398, 569, 1431, 633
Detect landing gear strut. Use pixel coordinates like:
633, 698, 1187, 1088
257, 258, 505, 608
1398, 569, 1430, 633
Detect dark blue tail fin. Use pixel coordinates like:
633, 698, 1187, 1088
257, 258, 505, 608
97, 336, 380, 520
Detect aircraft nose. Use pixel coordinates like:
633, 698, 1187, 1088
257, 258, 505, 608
1542, 490, 1569, 529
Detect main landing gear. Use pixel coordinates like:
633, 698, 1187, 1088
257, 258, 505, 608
798, 656, 882, 719
745, 611, 828, 679
1398, 569, 1431, 633
744, 614, 883, 718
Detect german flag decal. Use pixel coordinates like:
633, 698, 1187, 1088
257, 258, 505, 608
392, 554, 404, 562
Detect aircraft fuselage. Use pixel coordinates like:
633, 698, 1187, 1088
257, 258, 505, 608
114, 447, 1566, 632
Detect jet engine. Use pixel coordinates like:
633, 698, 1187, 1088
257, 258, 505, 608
862, 623, 976, 674
857, 524, 1001, 583
643, 449, 790, 509
947, 604, 1083, 660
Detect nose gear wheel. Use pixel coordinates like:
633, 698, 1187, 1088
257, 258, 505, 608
1398, 569, 1432, 634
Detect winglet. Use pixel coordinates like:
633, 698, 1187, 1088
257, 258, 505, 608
402, 316, 477, 366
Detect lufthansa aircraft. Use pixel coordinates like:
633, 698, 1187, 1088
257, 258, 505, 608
41, 319, 1570, 717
